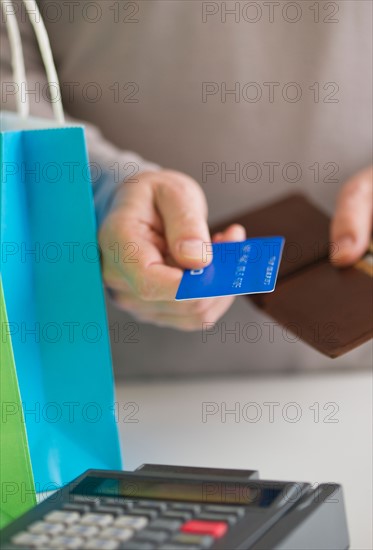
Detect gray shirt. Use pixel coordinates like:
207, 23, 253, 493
1, 0, 372, 376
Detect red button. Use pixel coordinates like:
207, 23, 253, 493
181, 520, 228, 538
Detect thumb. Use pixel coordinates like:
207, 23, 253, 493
330, 168, 372, 266
154, 171, 212, 269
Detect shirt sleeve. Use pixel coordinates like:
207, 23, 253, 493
0, 3, 160, 228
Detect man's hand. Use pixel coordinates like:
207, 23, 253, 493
330, 166, 372, 266
99, 170, 246, 330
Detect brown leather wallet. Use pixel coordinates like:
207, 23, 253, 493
212, 194, 373, 358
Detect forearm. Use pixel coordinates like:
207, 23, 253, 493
81, 121, 160, 228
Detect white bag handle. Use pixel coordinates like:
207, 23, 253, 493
1, 0, 65, 124
1, 0, 28, 118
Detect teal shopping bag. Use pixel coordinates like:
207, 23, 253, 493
0, 112, 122, 490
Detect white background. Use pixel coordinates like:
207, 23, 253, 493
118, 369, 372, 549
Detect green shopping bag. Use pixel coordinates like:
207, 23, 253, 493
0, 277, 36, 529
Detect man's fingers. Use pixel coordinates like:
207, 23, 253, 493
331, 169, 373, 266
112, 294, 219, 317
112, 292, 235, 331
154, 171, 212, 269
213, 224, 246, 243
149, 296, 234, 330
102, 217, 182, 300
120, 244, 182, 301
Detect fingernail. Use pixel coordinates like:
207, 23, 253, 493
336, 236, 354, 249
334, 236, 354, 258
236, 225, 246, 240
179, 239, 204, 259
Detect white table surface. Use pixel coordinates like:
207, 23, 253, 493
116, 368, 372, 550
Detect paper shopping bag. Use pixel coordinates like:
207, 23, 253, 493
0, 277, 36, 529
0, 112, 122, 493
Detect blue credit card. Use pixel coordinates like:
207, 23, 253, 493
175, 236, 285, 300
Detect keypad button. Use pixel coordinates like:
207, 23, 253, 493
82, 539, 119, 550
100, 527, 134, 542
118, 542, 153, 550
70, 495, 100, 507
128, 508, 159, 520
171, 533, 214, 548
80, 513, 114, 527
113, 515, 148, 530
101, 497, 134, 508
134, 529, 169, 544
163, 510, 193, 521
181, 520, 228, 538
95, 505, 124, 517
65, 524, 100, 538
150, 518, 182, 532
45, 511, 80, 525
171, 502, 202, 513
28, 521, 64, 535
203, 504, 246, 517
135, 500, 168, 512
11, 532, 50, 547
63, 503, 91, 513
198, 512, 237, 526
49, 535, 84, 548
